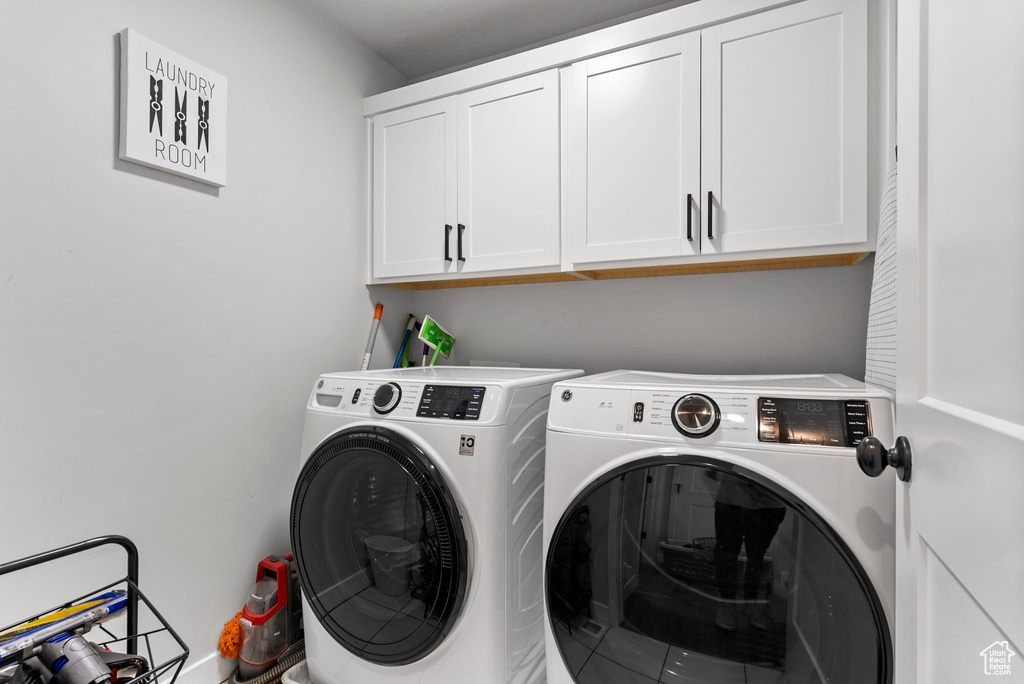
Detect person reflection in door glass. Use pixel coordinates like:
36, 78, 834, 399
711, 471, 786, 632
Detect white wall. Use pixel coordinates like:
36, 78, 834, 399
409, 259, 874, 378
0, 0, 407, 678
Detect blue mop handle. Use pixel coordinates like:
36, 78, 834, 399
393, 315, 416, 368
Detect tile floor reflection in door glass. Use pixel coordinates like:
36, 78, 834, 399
547, 463, 887, 683
555, 610, 793, 684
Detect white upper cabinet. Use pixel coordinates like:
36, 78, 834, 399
569, 35, 701, 264
372, 97, 457, 279
457, 70, 561, 273
367, 0, 869, 284
701, 0, 866, 254
371, 71, 560, 280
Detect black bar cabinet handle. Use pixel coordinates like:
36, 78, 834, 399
707, 191, 714, 240
444, 224, 453, 262
457, 224, 466, 262
686, 193, 693, 241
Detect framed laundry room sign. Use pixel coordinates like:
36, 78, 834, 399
118, 29, 227, 187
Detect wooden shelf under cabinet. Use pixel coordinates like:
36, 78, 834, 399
382, 252, 870, 291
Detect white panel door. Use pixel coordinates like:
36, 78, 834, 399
893, 1, 1024, 681
372, 97, 457, 279
457, 70, 560, 273
701, 0, 866, 255
569, 34, 701, 264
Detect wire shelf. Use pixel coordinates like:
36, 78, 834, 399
0, 536, 189, 684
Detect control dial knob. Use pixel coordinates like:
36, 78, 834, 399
372, 382, 402, 414
671, 393, 720, 438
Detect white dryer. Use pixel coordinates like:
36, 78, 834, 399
291, 366, 583, 684
543, 372, 895, 684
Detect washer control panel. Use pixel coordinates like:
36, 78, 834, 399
758, 398, 872, 447
309, 376, 504, 422
416, 385, 486, 420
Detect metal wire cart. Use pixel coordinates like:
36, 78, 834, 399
0, 536, 189, 684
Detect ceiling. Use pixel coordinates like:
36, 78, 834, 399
306, 0, 696, 80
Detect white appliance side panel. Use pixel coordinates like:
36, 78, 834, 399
504, 384, 557, 684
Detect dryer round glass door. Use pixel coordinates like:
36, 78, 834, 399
546, 457, 892, 684
291, 426, 469, 666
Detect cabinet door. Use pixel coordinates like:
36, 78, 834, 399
701, 0, 867, 255
372, 97, 457, 279
457, 70, 560, 273
569, 34, 701, 264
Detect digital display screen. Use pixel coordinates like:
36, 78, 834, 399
758, 397, 871, 447
417, 385, 486, 420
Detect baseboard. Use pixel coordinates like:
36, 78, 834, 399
176, 650, 237, 684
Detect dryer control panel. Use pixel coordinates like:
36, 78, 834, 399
547, 378, 894, 453
757, 398, 872, 447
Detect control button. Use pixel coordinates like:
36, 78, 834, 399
844, 400, 872, 446
671, 394, 721, 438
351, 388, 361, 404
561, 390, 573, 402
372, 383, 402, 414
633, 402, 645, 423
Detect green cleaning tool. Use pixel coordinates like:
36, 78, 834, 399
417, 315, 455, 366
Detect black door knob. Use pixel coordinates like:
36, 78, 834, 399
856, 436, 912, 482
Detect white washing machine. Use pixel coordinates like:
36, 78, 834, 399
291, 366, 583, 684
543, 371, 895, 684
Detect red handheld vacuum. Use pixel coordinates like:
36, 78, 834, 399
237, 555, 302, 680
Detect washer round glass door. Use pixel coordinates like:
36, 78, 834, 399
546, 457, 892, 684
291, 426, 468, 666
